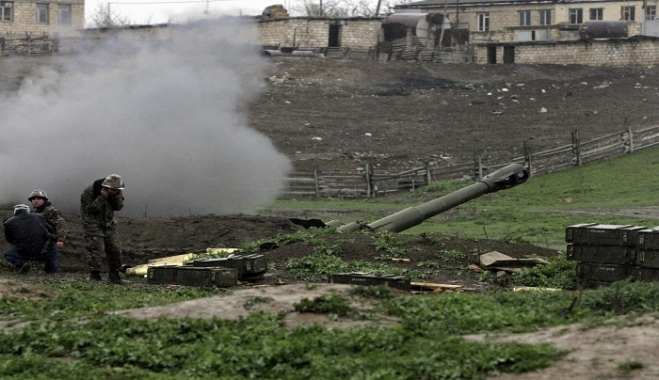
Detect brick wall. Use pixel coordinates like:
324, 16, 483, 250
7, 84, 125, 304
474, 36, 659, 65
0, 0, 84, 37
258, 17, 381, 49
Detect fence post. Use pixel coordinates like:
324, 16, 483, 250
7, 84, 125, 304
425, 162, 432, 185
474, 151, 484, 180
625, 119, 634, 154
524, 141, 534, 177
313, 159, 320, 197
365, 163, 372, 198
572, 130, 582, 166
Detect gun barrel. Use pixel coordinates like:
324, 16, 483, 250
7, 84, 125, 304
337, 163, 528, 233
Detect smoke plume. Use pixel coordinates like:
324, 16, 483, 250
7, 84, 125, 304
0, 17, 291, 217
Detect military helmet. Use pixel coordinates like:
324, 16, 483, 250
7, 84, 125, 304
102, 174, 124, 190
28, 189, 48, 201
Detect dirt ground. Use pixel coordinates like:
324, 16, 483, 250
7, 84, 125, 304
3, 56, 659, 378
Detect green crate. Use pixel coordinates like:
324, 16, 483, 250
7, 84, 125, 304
329, 273, 411, 291
566, 224, 645, 246
193, 255, 267, 280
636, 229, 659, 250
632, 267, 659, 282
146, 265, 179, 284
635, 250, 659, 268
175, 266, 237, 287
576, 262, 631, 282
566, 244, 634, 264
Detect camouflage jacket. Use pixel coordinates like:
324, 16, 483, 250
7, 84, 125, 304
34, 202, 68, 242
80, 179, 124, 236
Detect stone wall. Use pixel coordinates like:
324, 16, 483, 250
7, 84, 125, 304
0, 0, 85, 37
258, 17, 381, 49
474, 36, 659, 65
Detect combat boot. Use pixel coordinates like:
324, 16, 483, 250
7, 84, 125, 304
89, 271, 102, 282
108, 270, 129, 284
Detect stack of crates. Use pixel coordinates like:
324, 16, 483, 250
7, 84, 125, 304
633, 227, 659, 281
566, 223, 646, 288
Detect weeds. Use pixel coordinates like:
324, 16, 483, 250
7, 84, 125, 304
294, 294, 355, 317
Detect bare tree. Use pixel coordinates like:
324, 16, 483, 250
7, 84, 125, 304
294, 0, 414, 17
90, 3, 130, 28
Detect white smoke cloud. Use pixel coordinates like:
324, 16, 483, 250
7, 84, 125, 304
0, 17, 291, 217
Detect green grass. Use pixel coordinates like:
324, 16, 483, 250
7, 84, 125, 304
261, 147, 659, 249
4, 280, 659, 379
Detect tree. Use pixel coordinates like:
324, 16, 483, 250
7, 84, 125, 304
90, 3, 130, 28
293, 0, 414, 17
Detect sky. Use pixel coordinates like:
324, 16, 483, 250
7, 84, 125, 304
0, 17, 292, 217
86, 0, 300, 26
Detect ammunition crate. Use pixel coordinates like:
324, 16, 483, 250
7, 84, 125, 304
635, 250, 659, 268
576, 262, 631, 282
632, 267, 659, 282
175, 266, 238, 287
329, 273, 411, 291
193, 254, 267, 279
565, 224, 645, 246
636, 229, 659, 250
566, 244, 635, 264
146, 265, 179, 284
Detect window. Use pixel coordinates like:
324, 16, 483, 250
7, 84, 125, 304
539, 10, 551, 25
646, 5, 656, 20
58, 4, 71, 25
0, 1, 12, 22
518, 10, 531, 26
622, 6, 635, 21
590, 8, 603, 20
569, 8, 583, 24
478, 12, 489, 32
36, 3, 48, 23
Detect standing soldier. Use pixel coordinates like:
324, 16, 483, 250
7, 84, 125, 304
28, 189, 67, 249
80, 174, 126, 284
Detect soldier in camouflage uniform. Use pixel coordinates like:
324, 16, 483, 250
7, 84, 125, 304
80, 174, 126, 283
28, 190, 67, 249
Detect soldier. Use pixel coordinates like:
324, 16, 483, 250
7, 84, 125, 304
28, 189, 67, 249
80, 174, 126, 284
3, 204, 58, 274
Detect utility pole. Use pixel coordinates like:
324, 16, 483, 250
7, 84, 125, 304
319, 0, 323, 16
375, 0, 382, 16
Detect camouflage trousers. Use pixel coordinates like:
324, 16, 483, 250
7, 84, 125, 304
84, 234, 122, 272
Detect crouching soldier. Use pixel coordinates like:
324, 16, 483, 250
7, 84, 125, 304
80, 174, 126, 284
3, 204, 59, 274
28, 189, 67, 249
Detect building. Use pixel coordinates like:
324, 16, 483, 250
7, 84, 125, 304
0, 0, 84, 38
394, 0, 659, 43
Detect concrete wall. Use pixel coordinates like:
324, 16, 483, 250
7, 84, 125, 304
258, 17, 381, 49
474, 36, 659, 65
0, 0, 85, 37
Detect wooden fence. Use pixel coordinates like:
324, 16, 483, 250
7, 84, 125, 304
283, 124, 659, 198
0, 34, 57, 57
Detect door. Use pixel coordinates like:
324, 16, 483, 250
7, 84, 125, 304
503, 45, 515, 64
329, 24, 341, 47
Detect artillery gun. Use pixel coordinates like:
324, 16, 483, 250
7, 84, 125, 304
290, 163, 529, 232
